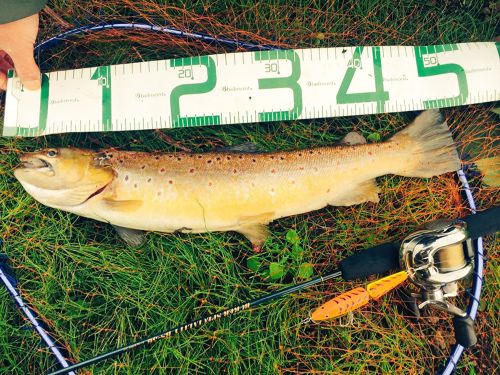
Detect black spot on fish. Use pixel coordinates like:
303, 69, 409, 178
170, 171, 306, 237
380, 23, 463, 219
125, 175, 129, 181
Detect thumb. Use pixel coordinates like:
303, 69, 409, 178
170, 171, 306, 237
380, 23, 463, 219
8, 45, 40, 90
0, 71, 7, 90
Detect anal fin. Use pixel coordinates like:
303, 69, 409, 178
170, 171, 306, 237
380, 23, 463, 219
329, 179, 380, 206
235, 224, 270, 249
235, 211, 274, 248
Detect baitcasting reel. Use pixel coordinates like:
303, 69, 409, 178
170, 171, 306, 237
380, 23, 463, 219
400, 218, 477, 347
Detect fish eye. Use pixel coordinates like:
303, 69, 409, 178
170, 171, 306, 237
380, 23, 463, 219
46, 149, 58, 157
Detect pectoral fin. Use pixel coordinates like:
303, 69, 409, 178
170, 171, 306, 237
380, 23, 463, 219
102, 198, 142, 212
329, 179, 380, 206
112, 225, 146, 247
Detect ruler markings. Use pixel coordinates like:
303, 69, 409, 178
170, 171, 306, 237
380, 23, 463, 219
3, 43, 499, 136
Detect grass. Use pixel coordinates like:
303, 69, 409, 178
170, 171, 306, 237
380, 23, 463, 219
0, 0, 499, 374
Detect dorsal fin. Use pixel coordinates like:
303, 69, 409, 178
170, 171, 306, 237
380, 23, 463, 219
341, 132, 367, 145
216, 142, 262, 153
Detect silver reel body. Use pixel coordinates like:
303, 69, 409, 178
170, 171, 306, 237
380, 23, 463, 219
400, 219, 474, 318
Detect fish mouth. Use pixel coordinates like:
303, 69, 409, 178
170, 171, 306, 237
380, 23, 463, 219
18, 155, 53, 171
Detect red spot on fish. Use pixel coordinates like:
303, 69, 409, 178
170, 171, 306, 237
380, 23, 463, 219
189, 168, 195, 173
271, 169, 276, 174
160, 168, 165, 173
299, 166, 304, 170
168, 180, 173, 184
208, 182, 212, 186
233, 169, 237, 174
270, 156, 275, 159
368, 151, 372, 156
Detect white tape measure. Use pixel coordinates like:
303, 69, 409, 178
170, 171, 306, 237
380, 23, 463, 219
3, 42, 499, 137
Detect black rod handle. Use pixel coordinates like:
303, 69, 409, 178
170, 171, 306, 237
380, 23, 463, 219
463, 205, 500, 239
339, 242, 400, 281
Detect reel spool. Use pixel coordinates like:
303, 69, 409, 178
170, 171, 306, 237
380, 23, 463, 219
400, 219, 477, 348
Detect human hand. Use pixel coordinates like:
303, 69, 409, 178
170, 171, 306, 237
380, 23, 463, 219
0, 13, 40, 91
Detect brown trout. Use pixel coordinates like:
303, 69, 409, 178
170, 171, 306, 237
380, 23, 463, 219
14, 110, 460, 248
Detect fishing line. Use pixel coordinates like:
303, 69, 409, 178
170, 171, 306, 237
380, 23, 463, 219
0, 21, 487, 374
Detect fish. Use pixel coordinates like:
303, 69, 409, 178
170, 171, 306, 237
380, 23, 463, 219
14, 110, 460, 248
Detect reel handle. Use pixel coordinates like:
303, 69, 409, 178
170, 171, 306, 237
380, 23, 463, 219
452, 315, 477, 348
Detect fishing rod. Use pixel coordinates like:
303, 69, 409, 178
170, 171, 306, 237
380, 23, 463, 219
0, 240, 76, 375
47, 242, 400, 374
48, 204, 499, 375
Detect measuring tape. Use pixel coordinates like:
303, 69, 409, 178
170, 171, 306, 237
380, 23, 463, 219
3, 42, 499, 137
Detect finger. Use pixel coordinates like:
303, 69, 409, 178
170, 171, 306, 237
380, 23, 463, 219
0, 51, 14, 66
0, 71, 7, 90
8, 45, 41, 90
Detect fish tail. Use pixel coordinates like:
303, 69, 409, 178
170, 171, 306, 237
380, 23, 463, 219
390, 110, 461, 178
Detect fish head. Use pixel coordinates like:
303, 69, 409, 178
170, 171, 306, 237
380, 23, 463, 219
14, 148, 114, 207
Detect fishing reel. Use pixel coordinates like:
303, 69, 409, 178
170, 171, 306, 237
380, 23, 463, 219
400, 219, 477, 348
